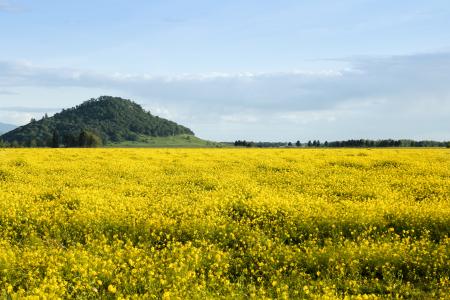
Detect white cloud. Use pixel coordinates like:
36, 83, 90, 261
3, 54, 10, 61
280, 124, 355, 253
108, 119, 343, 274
0, 0, 11, 11
0, 52, 449, 140
0, 0, 24, 12
0, 89, 17, 95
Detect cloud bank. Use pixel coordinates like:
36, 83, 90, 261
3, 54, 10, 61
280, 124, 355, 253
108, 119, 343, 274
0, 0, 23, 12
0, 52, 449, 140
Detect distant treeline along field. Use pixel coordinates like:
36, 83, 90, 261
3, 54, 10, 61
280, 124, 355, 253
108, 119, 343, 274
233, 139, 450, 148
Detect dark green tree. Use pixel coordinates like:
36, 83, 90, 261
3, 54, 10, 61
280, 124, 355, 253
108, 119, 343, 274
86, 132, 102, 147
79, 130, 88, 147
51, 131, 60, 148
63, 133, 78, 147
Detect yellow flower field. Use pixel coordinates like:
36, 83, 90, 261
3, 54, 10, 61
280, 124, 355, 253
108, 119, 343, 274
0, 148, 449, 299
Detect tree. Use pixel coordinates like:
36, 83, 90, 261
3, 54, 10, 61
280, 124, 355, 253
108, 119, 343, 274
63, 133, 78, 147
52, 131, 60, 148
307, 140, 312, 147
79, 130, 88, 147
295, 140, 301, 147
78, 130, 102, 148
288, 142, 293, 147
86, 132, 102, 147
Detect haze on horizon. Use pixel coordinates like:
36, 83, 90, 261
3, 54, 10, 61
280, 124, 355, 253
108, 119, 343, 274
1, 0, 449, 141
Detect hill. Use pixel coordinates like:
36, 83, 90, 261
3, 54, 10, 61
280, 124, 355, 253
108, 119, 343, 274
0, 122, 16, 134
107, 134, 222, 148
0, 96, 195, 147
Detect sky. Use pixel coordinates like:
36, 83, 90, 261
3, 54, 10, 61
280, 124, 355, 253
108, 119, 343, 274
1, 0, 450, 141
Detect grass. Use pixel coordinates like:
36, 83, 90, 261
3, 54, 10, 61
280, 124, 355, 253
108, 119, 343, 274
106, 134, 224, 148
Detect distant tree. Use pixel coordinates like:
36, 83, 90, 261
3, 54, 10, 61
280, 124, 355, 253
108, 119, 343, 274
234, 140, 255, 147
63, 133, 78, 147
86, 132, 102, 147
307, 140, 312, 147
51, 131, 60, 148
78, 130, 102, 148
288, 142, 293, 147
324, 141, 328, 147
30, 139, 37, 148
295, 140, 301, 147
37, 139, 46, 147
79, 130, 88, 147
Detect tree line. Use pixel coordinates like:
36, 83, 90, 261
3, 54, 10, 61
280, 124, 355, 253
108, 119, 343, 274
0, 130, 102, 148
234, 139, 450, 148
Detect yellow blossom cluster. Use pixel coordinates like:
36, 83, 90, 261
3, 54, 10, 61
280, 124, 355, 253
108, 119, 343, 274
0, 148, 449, 298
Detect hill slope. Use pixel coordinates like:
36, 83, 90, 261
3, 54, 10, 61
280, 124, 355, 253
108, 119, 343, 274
107, 134, 222, 148
1, 96, 194, 146
0, 122, 16, 134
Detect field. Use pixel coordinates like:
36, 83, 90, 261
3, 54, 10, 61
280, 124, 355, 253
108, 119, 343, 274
0, 148, 449, 299
106, 134, 223, 148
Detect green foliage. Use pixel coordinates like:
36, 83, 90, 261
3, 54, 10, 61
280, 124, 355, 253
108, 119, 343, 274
0, 96, 194, 147
51, 131, 59, 148
107, 134, 222, 148
78, 130, 102, 148
234, 139, 450, 148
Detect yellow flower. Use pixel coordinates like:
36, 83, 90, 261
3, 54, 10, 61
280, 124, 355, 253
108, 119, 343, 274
108, 284, 117, 293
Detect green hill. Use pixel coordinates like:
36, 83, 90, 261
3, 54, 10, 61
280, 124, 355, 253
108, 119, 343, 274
107, 134, 222, 148
0, 96, 196, 147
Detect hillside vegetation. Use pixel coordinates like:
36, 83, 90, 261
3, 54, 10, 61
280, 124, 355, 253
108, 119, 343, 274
107, 134, 222, 148
0, 96, 194, 147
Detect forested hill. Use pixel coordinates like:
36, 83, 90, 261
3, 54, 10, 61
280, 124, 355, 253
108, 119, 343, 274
0, 96, 194, 147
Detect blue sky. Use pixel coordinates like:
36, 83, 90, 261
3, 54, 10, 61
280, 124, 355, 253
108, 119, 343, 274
1, 0, 450, 141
